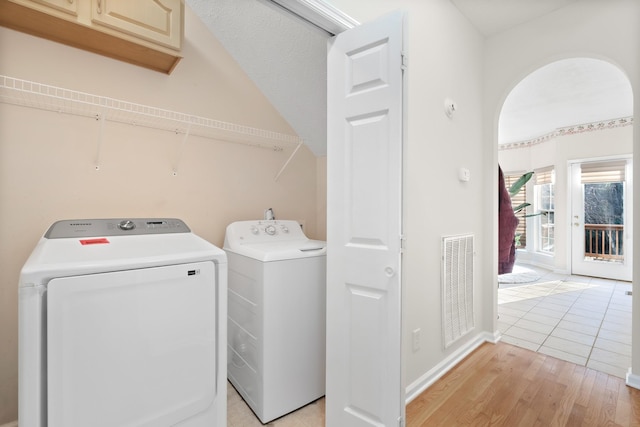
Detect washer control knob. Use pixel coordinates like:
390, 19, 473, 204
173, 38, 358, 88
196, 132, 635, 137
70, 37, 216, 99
265, 225, 276, 235
118, 220, 136, 231
281, 225, 289, 233
250, 226, 259, 235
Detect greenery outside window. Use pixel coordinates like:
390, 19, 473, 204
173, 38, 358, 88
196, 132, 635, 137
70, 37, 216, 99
581, 160, 626, 261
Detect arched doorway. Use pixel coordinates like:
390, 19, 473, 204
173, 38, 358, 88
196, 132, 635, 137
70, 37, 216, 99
497, 57, 634, 378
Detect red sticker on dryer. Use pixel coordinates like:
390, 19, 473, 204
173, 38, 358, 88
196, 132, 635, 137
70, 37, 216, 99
79, 238, 110, 245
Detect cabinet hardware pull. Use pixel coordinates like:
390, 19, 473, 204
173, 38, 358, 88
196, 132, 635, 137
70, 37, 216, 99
97, 0, 102, 14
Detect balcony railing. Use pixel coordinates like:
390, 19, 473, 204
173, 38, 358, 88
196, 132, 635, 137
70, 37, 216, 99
584, 224, 624, 260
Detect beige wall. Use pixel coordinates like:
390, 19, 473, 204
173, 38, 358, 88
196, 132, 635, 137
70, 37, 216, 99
316, 156, 327, 240
0, 7, 320, 424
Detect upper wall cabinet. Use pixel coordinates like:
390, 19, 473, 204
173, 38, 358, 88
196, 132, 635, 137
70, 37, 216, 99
28, 0, 78, 15
0, 0, 184, 74
91, 0, 182, 50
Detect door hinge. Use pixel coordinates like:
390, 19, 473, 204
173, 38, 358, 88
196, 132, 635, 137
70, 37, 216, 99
399, 415, 405, 427
400, 235, 406, 253
401, 52, 408, 70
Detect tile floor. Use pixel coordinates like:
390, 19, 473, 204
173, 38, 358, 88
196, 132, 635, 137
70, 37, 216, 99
227, 382, 325, 427
498, 263, 633, 378
229, 264, 633, 425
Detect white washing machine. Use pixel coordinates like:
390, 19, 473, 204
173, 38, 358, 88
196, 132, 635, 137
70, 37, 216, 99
19, 218, 227, 427
224, 220, 326, 423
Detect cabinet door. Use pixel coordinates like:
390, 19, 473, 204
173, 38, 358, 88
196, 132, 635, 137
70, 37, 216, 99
12, 0, 78, 16
91, 0, 182, 50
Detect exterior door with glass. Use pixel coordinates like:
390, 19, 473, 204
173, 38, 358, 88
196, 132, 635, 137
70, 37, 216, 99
570, 159, 633, 281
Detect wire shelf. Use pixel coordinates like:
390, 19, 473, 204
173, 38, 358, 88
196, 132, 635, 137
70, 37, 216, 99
0, 75, 303, 151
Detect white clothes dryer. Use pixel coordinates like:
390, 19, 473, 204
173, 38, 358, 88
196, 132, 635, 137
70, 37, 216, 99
224, 220, 326, 423
19, 218, 227, 427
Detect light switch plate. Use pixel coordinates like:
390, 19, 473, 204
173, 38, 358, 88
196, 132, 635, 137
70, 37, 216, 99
459, 167, 470, 182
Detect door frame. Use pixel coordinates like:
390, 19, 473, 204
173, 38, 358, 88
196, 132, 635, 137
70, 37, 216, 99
269, 0, 358, 34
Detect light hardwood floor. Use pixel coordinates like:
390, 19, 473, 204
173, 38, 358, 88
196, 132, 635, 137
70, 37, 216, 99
407, 341, 640, 426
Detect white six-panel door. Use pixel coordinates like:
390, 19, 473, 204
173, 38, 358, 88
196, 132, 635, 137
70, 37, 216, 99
326, 10, 404, 427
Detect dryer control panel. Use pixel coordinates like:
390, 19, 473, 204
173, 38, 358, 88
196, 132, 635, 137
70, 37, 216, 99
44, 218, 190, 238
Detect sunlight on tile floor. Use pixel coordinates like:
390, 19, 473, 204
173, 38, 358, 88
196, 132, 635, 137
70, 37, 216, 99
498, 264, 632, 378
227, 382, 325, 427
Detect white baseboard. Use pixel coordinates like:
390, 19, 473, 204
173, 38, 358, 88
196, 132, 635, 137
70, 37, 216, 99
404, 331, 498, 404
626, 368, 640, 390
488, 329, 502, 344
0, 421, 18, 427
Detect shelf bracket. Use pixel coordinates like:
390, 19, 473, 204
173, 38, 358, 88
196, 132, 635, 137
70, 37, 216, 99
274, 140, 303, 181
172, 122, 192, 176
94, 108, 107, 171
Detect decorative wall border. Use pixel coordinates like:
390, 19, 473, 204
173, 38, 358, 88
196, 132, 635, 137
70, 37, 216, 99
499, 116, 634, 151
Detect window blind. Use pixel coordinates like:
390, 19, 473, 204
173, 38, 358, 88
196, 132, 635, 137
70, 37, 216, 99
534, 166, 554, 185
581, 161, 626, 184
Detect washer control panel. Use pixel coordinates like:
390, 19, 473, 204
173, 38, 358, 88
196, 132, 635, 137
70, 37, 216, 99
225, 220, 304, 245
44, 218, 191, 238
253, 223, 289, 236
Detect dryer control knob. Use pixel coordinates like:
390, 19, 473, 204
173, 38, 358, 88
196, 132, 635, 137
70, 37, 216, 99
118, 220, 136, 231
281, 225, 289, 233
250, 226, 259, 235
265, 225, 276, 235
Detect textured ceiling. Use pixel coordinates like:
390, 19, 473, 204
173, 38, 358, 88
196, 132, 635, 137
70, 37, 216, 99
187, 0, 330, 156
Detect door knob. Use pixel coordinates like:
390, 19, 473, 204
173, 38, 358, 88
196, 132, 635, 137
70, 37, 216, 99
385, 266, 395, 277
574, 222, 580, 227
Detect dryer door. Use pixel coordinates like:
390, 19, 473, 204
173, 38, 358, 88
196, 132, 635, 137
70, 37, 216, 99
47, 261, 217, 427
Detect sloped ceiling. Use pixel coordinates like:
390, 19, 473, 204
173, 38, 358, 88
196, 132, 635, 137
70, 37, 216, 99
187, 0, 330, 156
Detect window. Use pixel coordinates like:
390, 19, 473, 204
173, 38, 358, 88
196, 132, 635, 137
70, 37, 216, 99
504, 172, 527, 249
581, 160, 626, 261
534, 167, 555, 253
